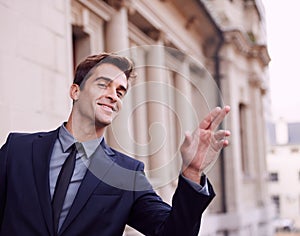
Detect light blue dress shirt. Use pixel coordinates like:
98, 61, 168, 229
49, 125, 102, 231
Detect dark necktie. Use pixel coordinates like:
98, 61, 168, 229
52, 144, 77, 234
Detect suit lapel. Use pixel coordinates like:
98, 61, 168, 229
32, 128, 59, 236
59, 142, 116, 235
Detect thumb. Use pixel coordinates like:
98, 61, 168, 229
182, 131, 192, 146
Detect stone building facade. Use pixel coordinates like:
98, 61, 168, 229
0, 0, 273, 235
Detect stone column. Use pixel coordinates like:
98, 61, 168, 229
105, 4, 135, 156
220, 57, 243, 213
130, 47, 150, 168
105, 3, 129, 52
250, 77, 268, 205
174, 57, 196, 135
146, 42, 173, 202
172, 58, 197, 179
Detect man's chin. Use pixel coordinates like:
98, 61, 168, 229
94, 119, 112, 128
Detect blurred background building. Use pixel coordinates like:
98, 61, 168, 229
267, 119, 300, 232
0, 0, 274, 235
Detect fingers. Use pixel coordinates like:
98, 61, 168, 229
214, 139, 229, 151
209, 106, 230, 131
200, 106, 230, 131
210, 130, 230, 150
214, 130, 230, 140
199, 107, 221, 129
182, 131, 192, 146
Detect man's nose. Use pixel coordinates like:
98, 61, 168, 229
105, 87, 118, 101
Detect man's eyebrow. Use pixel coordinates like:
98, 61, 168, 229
95, 76, 127, 93
95, 76, 112, 83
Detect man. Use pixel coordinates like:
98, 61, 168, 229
0, 52, 230, 236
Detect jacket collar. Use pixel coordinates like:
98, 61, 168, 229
32, 127, 118, 236
32, 128, 60, 236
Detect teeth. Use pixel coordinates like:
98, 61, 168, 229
101, 104, 113, 111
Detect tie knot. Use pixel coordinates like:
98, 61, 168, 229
69, 143, 80, 154
70, 142, 76, 150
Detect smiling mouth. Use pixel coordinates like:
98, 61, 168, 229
98, 103, 115, 112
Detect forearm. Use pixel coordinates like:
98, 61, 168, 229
157, 175, 215, 236
130, 175, 215, 236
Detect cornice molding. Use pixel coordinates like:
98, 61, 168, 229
128, 22, 155, 45
249, 73, 267, 94
131, 0, 213, 57
107, 0, 134, 11
223, 29, 270, 66
74, 0, 115, 21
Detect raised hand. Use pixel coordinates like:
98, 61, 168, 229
180, 106, 231, 183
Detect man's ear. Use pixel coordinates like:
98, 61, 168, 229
70, 84, 80, 101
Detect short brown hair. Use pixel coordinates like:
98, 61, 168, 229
73, 52, 135, 88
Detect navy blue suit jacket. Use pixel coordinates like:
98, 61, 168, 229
0, 128, 215, 236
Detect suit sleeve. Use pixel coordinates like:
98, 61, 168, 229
128, 162, 215, 236
0, 134, 12, 229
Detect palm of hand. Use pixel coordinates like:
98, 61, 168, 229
180, 106, 231, 176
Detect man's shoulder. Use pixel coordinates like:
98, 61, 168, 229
5, 128, 59, 144
11, 129, 57, 138
1, 128, 59, 152
108, 146, 145, 170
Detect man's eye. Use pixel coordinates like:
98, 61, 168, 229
98, 83, 107, 88
117, 91, 125, 98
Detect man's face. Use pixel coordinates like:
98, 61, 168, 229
72, 63, 128, 128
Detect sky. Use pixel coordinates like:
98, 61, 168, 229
262, 0, 300, 122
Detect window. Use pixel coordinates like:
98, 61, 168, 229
72, 25, 91, 71
239, 103, 249, 176
269, 172, 279, 182
71, 1, 105, 71
270, 148, 276, 154
271, 195, 280, 215
291, 147, 299, 153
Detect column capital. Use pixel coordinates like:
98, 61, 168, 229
146, 29, 164, 42
108, 0, 132, 10
248, 73, 267, 95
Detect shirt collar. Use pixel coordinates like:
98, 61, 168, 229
58, 124, 103, 159
58, 124, 77, 152
81, 138, 103, 158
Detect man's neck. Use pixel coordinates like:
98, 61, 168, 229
65, 118, 105, 143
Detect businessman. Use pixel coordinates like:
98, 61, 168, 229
0, 52, 230, 236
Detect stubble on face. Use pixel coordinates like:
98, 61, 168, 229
69, 63, 128, 140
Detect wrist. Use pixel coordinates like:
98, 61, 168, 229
181, 166, 202, 183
